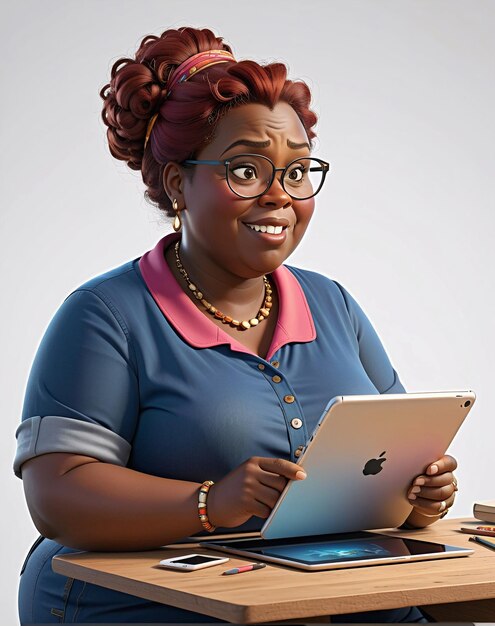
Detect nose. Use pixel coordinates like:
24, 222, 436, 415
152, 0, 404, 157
257, 174, 292, 210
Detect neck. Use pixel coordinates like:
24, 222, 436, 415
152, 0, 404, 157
167, 236, 270, 320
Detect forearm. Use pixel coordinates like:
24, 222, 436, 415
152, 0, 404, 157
22, 453, 204, 551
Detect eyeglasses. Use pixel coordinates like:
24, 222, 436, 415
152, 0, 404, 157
183, 154, 330, 200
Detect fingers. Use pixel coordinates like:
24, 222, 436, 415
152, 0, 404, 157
408, 480, 456, 503
408, 456, 458, 517
254, 482, 287, 511
251, 499, 273, 519
426, 454, 457, 476
258, 471, 288, 493
408, 492, 456, 517
253, 485, 286, 519
257, 457, 307, 481
249, 457, 307, 518
411, 472, 455, 488
408, 455, 458, 507
235, 458, 305, 521
210, 456, 307, 529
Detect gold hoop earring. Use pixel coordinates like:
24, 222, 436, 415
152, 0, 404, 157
172, 198, 182, 232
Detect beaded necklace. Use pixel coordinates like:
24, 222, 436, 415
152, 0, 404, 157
174, 241, 273, 330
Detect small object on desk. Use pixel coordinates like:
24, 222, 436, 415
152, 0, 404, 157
473, 500, 495, 524
460, 527, 495, 538
469, 536, 495, 551
158, 554, 229, 571
222, 563, 267, 576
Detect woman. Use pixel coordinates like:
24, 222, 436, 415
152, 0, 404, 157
15, 26, 458, 623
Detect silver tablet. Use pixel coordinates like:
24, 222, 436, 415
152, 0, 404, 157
261, 391, 475, 539
203, 531, 473, 571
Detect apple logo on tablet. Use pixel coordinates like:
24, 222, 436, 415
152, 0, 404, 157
363, 451, 387, 475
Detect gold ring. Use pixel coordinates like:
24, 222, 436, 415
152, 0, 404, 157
452, 476, 458, 492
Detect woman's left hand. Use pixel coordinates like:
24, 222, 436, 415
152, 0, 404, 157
407, 454, 458, 518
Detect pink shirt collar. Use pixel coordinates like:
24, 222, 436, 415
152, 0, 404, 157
138, 232, 316, 361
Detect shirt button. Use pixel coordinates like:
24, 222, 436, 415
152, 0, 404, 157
284, 395, 295, 404
294, 445, 305, 457
291, 418, 303, 429
272, 375, 282, 383
257, 364, 265, 371
271, 361, 280, 368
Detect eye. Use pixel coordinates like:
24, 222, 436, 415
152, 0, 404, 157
230, 164, 258, 181
286, 164, 305, 182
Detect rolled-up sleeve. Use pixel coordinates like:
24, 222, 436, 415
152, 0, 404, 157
14, 289, 139, 477
335, 283, 406, 394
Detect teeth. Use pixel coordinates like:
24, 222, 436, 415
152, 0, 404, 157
246, 224, 284, 235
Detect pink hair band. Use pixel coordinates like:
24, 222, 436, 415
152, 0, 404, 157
144, 49, 236, 149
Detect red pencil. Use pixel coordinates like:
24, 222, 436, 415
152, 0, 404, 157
460, 527, 495, 537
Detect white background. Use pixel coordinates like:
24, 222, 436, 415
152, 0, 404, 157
1, 1, 494, 621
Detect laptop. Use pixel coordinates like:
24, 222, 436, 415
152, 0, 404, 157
201, 391, 475, 570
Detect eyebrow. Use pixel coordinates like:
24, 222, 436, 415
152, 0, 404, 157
220, 138, 310, 156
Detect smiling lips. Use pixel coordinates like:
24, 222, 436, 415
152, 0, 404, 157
246, 223, 285, 234
243, 218, 290, 236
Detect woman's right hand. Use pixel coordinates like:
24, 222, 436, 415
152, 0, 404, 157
207, 457, 307, 528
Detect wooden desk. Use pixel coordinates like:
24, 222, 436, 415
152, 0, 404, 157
52, 518, 495, 623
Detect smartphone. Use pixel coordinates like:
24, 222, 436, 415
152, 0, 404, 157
158, 554, 229, 571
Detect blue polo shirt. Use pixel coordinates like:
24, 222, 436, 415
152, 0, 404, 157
15, 231, 404, 529
15, 232, 419, 624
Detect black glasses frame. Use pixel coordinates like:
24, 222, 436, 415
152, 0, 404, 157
183, 154, 330, 200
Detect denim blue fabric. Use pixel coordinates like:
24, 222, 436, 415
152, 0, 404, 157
16, 247, 415, 623
18, 538, 227, 623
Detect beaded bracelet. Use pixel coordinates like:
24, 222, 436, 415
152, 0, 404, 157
198, 480, 216, 533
